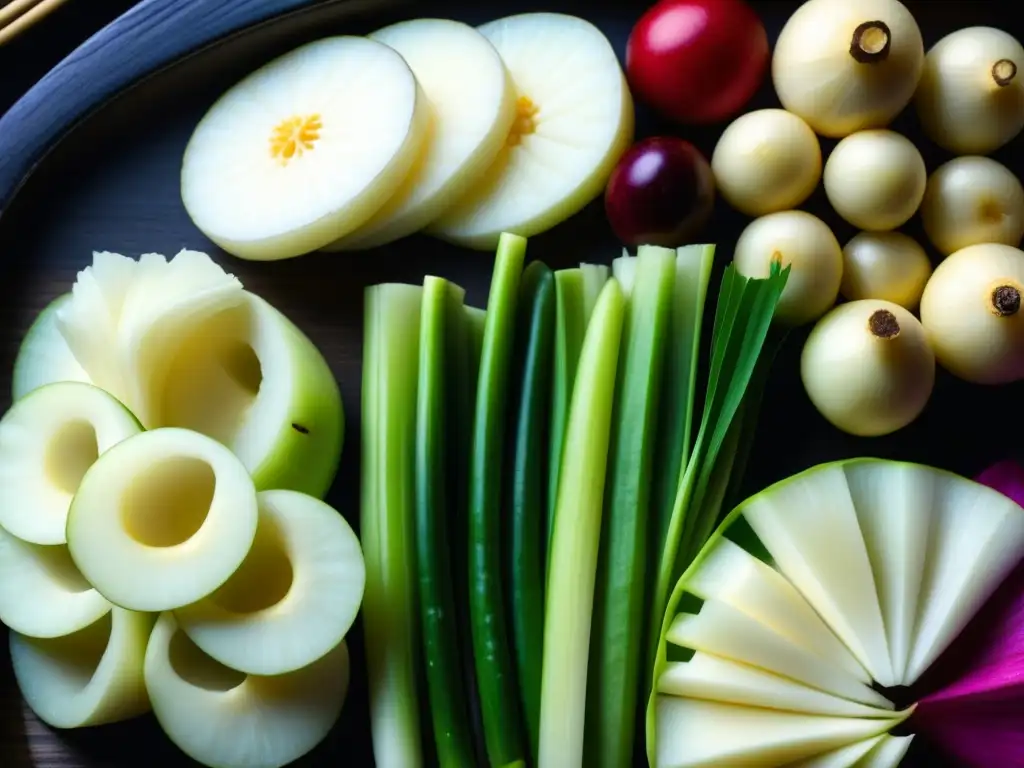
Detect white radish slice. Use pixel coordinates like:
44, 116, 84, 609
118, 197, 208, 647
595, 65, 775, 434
844, 461, 933, 685
658, 655, 894, 719
10, 608, 153, 729
0, 381, 142, 545
175, 490, 365, 676
322, 19, 516, 251
785, 735, 885, 767
654, 697, 897, 768
181, 36, 429, 261
858, 734, 915, 767
688, 538, 869, 682
12, 294, 89, 401
66, 428, 258, 612
904, 472, 1024, 684
0, 526, 110, 638
427, 12, 634, 250
665, 602, 891, 708
742, 464, 895, 686
145, 613, 349, 768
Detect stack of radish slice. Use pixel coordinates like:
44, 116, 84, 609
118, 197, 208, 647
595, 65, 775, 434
180, 13, 634, 259
650, 458, 1024, 767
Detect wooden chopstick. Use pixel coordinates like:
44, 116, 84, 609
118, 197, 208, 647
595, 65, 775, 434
0, 0, 71, 46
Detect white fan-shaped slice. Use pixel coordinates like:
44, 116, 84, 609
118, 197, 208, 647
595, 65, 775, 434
689, 538, 869, 682
175, 490, 364, 675
66, 428, 258, 612
654, 698, 896, 768
658, 655, 894, 718
857, 734, 914, 767
666, 602, 891, 708
904, 472, 1024, 683
118, 249, 245, 425
182, 36, 429, 261
785, 736, 885, 768
0, 526, 110, 638
323, 19, 516, 250
146, 613, 350, 768
12, 294, 89, 401
153, 291, 343, 497
742, 464, 895, 685
10, 608, 153, 729
427, 12, 634, 249
0, 381, 142, 544
54, 252, 138, 399
844, 462, 933, 684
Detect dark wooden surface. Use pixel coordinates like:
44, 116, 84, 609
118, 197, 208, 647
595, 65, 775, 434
0, 0, 1022, 765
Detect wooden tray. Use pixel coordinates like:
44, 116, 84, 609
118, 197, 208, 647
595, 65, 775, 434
0, 0, 1021, 765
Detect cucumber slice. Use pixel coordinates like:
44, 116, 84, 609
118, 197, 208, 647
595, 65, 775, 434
12, 294, 89, 401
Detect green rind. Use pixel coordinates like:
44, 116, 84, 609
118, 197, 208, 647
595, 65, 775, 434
468, 233, 528, 768
587, 247, 675, 768
506, 259, 555, 760
548, 269, 586, 553
247, 296, 344, 499
12, 293, 90, 402
643, 457, 1002, 766
539, 278, 626, 768
415, 277, 475, 766
361, 283, 424, 768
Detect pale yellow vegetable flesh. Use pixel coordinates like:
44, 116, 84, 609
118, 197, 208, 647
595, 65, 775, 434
181, 36, 429, 260
428, 13, 634, 250
66, 428, 259, 613
323, 19, 517, 251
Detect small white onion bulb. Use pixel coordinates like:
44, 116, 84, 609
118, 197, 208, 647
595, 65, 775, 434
920, 156, 1024, 257
732, 210, 843, 326
915, 27, 1024, 155
772, 0, 924, 138
841, 231, 932, 309
711, 109, 822, 217
919, 243, 1024, 384
801, 300, 935, 437
823, 130, 926, 231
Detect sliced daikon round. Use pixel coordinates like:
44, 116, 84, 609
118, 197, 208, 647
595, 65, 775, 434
427, 12, 634, 250
0, 381, 142, 545
175, 489, 365, 675
0, 526, 110, 638
12, 294, 89, 401
323, 18, 516, 251
181, 36, 429, 261
66, 427, 258, 612
10, 608, 153, 729
146, 613, 349, 768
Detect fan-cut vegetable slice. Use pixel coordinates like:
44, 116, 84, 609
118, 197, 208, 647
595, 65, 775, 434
785, 735, 885, 767
858, 734, 914, 767
843, 462, 932, 685
654, 698, 903, 768
742, 464, 894, 685
666, 602, 890, 708
687, 538, 869, 682
658, 654, 894, 718
904, 472, 1024, 684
